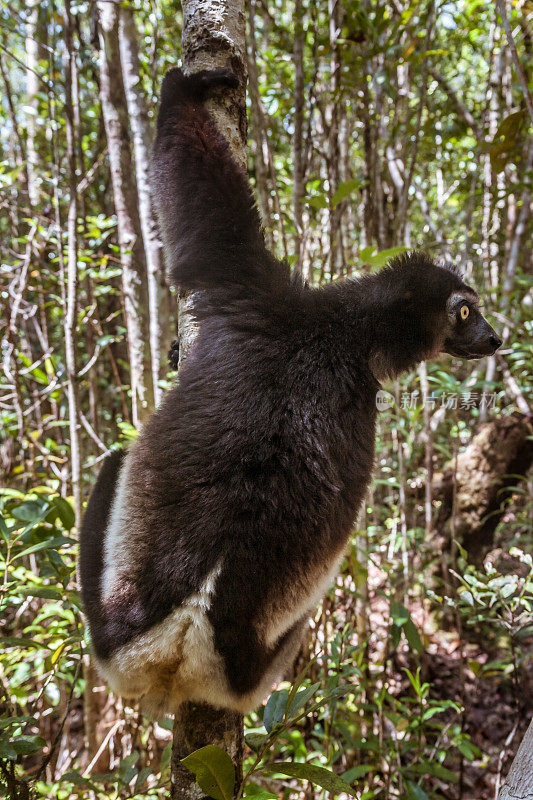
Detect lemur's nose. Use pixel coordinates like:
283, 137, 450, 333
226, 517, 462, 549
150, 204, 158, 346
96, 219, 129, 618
490, 335, 502, 350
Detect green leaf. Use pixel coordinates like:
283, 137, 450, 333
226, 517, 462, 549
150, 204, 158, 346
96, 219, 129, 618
403, 618, 423, 653
0, 515, 9, 543
62, 771, 99, 792
0, 637, 40, 649
262, 763, 359, 796
359, 245, 376, 261
243, 783, 278, 800
245, 732, 268, 751
366, 246, 409, 267
14, 535, 71, 560
390, 623, 401, 649
405, 780, 429, 800
459, 589, 474, 605
263, 689, 288, 732
160, 742, 172, 771
11, 500, 49, 523
307, 194, 328, 210
331, 179, 360, 207
0, 741, 17, 759
341, 765, 374, 782
390, 600, 409, 626
18, 586, 63, 600
408, 761, 458, 782
51, 496, 75, 530
181, 745, 235, 800
11, 735, 45, 755
286, 682, 321, 719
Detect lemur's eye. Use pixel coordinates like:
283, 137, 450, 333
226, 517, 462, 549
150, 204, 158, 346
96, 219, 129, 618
460, 305, 469, 321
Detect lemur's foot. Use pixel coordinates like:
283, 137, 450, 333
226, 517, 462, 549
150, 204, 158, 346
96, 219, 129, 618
168, 339, 180, 371
160, 67, 239, 111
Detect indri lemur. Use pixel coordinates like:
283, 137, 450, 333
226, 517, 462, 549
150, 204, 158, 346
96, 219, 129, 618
80, 68, 501, 715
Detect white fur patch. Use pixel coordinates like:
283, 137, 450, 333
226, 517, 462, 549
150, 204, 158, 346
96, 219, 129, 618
101, 450, 134, 604
97, 560, 229, 714
95, 549, 328, 714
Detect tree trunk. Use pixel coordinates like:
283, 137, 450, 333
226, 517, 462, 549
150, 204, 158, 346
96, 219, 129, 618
499, 718, 533, 799
62, 0, 82, 527
169, 1, 247, 797
181, 0, 247, 165
292, 0, 305, 273
432, 413, 533, 561
118, 5, 170, 406
246, 0, 274, 250
327, 0, 344, 275
171, 704, 244, 800
98, 0, 154, 428
25, 0, 40, 210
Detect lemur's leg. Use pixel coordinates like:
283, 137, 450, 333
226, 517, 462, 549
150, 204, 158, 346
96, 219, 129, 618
79, 450, 125, 659
152, 68, 274, 295
210, 613, 308, 701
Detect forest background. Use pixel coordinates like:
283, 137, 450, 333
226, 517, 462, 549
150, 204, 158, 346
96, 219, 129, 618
0, 0, 532, 799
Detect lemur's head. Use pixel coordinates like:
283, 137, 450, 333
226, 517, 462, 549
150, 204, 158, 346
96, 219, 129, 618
442, 289, 501, 359
367, 252, 501, 380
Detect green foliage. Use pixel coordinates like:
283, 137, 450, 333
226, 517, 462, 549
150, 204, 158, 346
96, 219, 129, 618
182, 746, 236, 800
1, 0, 532, 797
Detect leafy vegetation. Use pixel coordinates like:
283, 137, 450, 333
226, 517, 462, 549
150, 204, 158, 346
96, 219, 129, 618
0, 0, 532, 798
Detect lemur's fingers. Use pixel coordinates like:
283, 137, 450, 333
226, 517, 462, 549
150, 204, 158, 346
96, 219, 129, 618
159, 67, 239, 117
193, 68, 240, 94
168, 339, 180, 371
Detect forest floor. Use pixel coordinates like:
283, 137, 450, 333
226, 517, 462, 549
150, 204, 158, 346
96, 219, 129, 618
426, 642, 531, 800
364, 555, 533, 800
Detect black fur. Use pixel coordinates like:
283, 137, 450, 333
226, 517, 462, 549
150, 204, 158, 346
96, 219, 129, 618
79, 69, 500, 707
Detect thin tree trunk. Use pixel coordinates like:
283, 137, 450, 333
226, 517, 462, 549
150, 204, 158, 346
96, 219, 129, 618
118, 5, 169, 405
98, 0, 154, 428
246, 0, 274, 249
170, 1, 247, 796
292, 0, 305, 273
25, 0, 40, 210
63, 0, 82, 527
171, 704, 244, 800
327, 0, 344, 275
480, 23, 502, 422
397, 1, 434, 239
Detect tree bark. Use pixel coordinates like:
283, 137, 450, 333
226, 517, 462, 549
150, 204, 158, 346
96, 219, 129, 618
98, 0, 154, 428
327, 0, 344, 275
432, 413, 533, 561
499, 718, 533, 799
181, 0, 247, 166
292, 0, 305, 273
62, 0, 82, 528
171, 704, 244, 800
169, 1, 247, 797
25, 0, 40, 210
118, 5, 170, 406
246, 0, 274, 250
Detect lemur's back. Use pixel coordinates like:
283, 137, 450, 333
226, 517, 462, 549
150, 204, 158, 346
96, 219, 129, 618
80, 285, 377, 713
79, 68, 379, 714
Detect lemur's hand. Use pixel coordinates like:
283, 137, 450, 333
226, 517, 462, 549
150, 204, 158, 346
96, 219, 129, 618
168, 339, 180, 371
159, 68, 239, 120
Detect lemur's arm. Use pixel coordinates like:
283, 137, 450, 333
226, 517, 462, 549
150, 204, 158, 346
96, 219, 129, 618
152, 68, 286, 296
